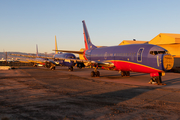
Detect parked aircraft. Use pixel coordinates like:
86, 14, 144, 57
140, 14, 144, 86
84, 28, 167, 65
52, 36, 84, 71
54, 20, 174, 85
10, 36, 84, 71
10, 44, 56, 70
31, 44, 54, 67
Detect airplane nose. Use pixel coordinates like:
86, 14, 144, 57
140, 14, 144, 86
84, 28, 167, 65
163, 54, 174, 70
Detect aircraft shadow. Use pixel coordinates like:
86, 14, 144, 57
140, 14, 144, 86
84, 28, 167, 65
53, 86, 159, 119
163, 77, 180, 86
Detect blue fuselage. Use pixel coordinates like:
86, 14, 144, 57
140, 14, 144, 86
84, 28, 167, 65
53, 53, 76, 67
85, 44, 173, 73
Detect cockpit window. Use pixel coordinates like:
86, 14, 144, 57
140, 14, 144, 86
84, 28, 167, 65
150, 51, 167, 55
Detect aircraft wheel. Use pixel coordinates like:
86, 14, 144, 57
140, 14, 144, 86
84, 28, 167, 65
33, 64, 37, 67
78, 66, 82, 69
155, 76, 162, 84
121, 71, 125, 77
95, 71, 100, 77
126, 71, 130, 76
69, 67, 73, 71
91, 71, 95, 77
53, 67, 56, 70
77, 64, 82, 69
45, 62, 51, 68
51, 67, 55, 70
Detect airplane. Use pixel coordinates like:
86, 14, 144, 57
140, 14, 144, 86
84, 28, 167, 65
54, 20, 174, 85
31, 44, 54, 67
52, 35, 85, 71
10, 44, 57, 70
10, 36, 84, 71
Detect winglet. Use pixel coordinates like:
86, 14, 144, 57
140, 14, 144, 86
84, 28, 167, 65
55, 35, 58, 54
82, 20, 97, 50
36, 44, 38, 57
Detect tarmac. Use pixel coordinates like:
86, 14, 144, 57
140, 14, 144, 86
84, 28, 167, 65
56, 66, 180, 89
0, 66, 180, 119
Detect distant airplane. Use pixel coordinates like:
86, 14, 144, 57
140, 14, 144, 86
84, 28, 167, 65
54, 20, 174, 85
10, 36, 84, 71
53, 35, 84, 71
10, 44, 56, 70
31, 44, 54, 67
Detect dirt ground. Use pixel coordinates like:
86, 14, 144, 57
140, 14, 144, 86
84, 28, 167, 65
0, 67, 180, 120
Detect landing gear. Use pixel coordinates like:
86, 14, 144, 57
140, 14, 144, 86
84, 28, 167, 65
69, 66, 73, 71
91, 71, 95, 77
91, 66, 100, 77
45, 62, 51, 68
33, 63, 37, 67
121, 71, 130, 77
77, 63, 84, 69
91, 71, 100, 77
50, 66, 55, 70
149, 73, 166, 85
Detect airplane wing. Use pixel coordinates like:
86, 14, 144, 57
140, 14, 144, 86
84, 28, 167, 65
9, 54, 53, 64
10, 53, 87, 64
52, 50, 84, 54
10, 54, 53, 59
54, 56, 114, 68
10, 54, 38, 58
52, 50, 114, 67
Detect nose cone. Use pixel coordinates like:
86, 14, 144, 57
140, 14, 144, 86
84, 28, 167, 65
163, 55, 174, 70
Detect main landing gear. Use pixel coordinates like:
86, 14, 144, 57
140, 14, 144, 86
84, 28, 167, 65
121, 71, 130, 77
91, 67, 100, 77
33, 63, 37, 67
45, 62, 56, 70
50, 66, 55, 70
68, 66, 73, 71
149, 73, 166, 85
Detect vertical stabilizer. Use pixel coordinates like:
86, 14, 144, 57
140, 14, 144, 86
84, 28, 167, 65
36, 44, 38, 57
55, 35, 58, 54
82, 20, 97, 50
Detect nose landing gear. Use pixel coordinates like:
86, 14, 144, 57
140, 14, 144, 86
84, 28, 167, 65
149, 73, 166, 85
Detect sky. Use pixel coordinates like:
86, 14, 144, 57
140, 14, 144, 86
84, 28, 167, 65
0, 0, 180, 53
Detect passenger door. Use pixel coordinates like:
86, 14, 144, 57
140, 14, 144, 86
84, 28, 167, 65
137, 48, 144, 62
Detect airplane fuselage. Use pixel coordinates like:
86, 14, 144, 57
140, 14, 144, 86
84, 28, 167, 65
53, 53, 76, 67
84, 44, 174, 74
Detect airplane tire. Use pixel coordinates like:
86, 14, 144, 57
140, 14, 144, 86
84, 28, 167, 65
51, 67, 55, 70
155, 76, 162, 84
121, 71, 125, 77
53, 67, 55, 70
69, 67, 73, 71
45, 62, 51, 68
126, 71, 130, 76
78, 66, 82, 69
33, 64, 37, 67
77, 63, 82, 69
91, 71, 95, 77
95, 71, 100, 77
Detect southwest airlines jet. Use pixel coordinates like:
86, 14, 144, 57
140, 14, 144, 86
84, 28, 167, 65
55, 20, 174, 85
10, 36, 84, 71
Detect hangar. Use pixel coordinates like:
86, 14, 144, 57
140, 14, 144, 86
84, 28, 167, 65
149, 33, 180, 57
119, 40, 148, 45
